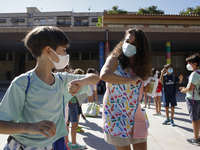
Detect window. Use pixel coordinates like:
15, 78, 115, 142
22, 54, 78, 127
40, 18, 46, 25
10, 18, 18, 23
82, 53, 89, 60
71, 53, 79, 60
92, 18, 98, 22
19, 19, 25, 23
0, 19, 6, 23
29, 14, 33, 18
0, 53, 12, 61
47, 18, 54, 22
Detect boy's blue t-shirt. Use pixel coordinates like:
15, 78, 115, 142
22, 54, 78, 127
163, 73, 179, 94
0, 69, 90, 148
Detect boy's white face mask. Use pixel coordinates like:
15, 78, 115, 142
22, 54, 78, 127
49, 48, 69, 69
186, 64, 193, 71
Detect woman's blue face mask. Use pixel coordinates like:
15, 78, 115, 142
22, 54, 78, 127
168, 68, 173, 74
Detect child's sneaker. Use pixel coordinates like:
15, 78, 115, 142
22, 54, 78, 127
162, 118, 170, 125
158, 112, 161, 115
187, 138, 200, 146
153, 113, 159, 116
70, 143, 86, 149
77, 127, 84, 133
170, 119, 175, 127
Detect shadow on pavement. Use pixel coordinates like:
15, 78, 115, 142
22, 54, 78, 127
174, 117, 192, 124
175, 124, 193, 133
78, 119, 116, 150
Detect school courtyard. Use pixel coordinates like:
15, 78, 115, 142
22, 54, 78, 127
0, 89, 199, 150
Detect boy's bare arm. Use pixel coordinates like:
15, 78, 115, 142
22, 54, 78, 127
160, 68, 166, 85
68, 74, 100, 96
0, 120, 56, 138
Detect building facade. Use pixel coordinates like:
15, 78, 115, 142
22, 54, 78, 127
0, 9, 200, 85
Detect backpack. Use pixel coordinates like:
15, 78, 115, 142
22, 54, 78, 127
25, 73, 68, 150
192, 71, 200, 104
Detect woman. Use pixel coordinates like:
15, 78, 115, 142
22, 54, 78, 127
100, 28, 151, 150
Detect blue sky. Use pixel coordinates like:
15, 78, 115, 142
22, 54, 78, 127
0, 0, 199, 14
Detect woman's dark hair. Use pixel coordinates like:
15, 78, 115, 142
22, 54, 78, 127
186, 53, 200, 67
87, 68, 96, 73
23, 26, 70, 58
110, 28, 151, 80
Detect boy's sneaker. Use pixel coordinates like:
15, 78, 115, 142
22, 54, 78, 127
70, 143, 87, 149
162, 118, 170, 125
170, 119, 175, 127
187, 138, 200, 146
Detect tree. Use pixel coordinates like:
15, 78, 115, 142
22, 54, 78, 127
96, 6, 127, 27
136, 5, 164, 14
179, 6, 200, 15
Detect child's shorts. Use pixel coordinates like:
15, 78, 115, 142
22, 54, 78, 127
4, 137, 52, 150
152, 92, 162, 98
186, 98, 200, 121
163, 93, 177, 107
67, 102, 78, 124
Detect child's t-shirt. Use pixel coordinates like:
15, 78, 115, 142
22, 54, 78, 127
163, 74, 179, 94
0, 69, 90, 148
186, 69, 200, 100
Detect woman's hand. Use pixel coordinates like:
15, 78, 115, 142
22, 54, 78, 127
179, 87, 186, 93
26, 120, 56, 138
131, 76, 142, 85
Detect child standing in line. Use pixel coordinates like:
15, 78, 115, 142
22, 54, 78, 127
160, 64, 183, 126
151, 68, 162, 116
179, 54, 200, 146
143, 76, 151, 109
87, 68, 98, 104
0, 26, 99, 150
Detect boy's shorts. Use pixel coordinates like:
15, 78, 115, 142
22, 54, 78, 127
67, 103, 78, 124
186, 98, 200, 121
163, 93, 177, 107
4, 137, 52, 150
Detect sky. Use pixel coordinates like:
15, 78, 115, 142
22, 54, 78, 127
0, 0, 199, 14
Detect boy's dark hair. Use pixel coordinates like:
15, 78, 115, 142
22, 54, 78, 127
186, 54, 200, 67
163, 64, 173, 69
23, 26, 70, 58
74, 68, 84, 75
87, 68, 96, 73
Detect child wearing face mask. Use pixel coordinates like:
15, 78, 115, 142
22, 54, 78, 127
0, 26, 99, 150
160, 64, 183, 126
179, 54, 200, 146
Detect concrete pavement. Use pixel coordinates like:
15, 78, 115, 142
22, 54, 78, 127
0, 90, 200, 150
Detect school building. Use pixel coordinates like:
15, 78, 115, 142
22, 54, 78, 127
0, 8, 200, 84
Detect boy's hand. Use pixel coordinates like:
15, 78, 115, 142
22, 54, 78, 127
26, 120, 56, 138
161, 68, 167, 74
68, 79, 84, 96
179, 87, 186, 93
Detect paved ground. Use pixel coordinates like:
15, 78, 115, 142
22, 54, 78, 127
0, 88, 200, 150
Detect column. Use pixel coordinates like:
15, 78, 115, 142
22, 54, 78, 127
166, 41, 171, 64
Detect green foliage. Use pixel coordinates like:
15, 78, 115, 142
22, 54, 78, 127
96, 6, 127, 27
179, 6, 200, 15
96, 16, 102, 27
136, 5, 164, 14
107, 6, 127, 14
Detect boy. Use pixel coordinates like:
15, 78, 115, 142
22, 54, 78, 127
179, 54, 200, 146
65, 68, 87, 149
87, 68, 98, 104
0, 26, 99, 149
160, 64, 183, 126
